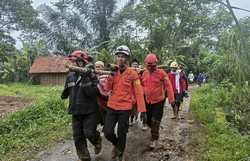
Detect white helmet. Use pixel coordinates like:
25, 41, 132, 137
114, 45, 131, 56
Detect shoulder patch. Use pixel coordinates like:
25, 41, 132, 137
163, 76, 168, 80
134, 79, 141, 86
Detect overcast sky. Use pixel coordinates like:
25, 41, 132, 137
13, 0, 250, 49
31, 0, 250, 18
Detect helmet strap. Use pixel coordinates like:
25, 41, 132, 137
76, 59, 85, 67
119, 64, 127, 73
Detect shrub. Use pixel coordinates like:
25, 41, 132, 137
190, 84, 250, 161
0, 92, 70, 161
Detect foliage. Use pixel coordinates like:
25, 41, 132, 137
132, 0, 232, 58
0, 50, 29, 82
0, 83, 62, 98
96, 48, 114, 66
0, 41, 48, 82
0, 0, 38, 33
223, 84, 250, 134
108, 37, 149, 64
2, 0, 249, 84
0, 0, 42, 60
36, 1, 93, 55
74, 0, 116, 47
0, 84, 70, 161
190, 84, 250, 161
34, 0, 122, 53
191, 16, 250, 83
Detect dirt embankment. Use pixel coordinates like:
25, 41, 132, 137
0, 96, 32, 117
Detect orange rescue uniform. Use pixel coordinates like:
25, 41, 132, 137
105, 67, 146, 112
141, 69, 174, 104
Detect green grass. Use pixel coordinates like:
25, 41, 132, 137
0, 83, 71, 161
190, 84, 250, 161
0, 83, 63, 99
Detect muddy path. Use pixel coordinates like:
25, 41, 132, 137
30, 91, 193, 161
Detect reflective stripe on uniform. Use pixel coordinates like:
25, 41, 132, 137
134, 79, 141, 86
76, 75, 82, 84
67, 82, 75, 87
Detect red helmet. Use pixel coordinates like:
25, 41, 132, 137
144, 53, 158, 65
67, 50, 89, 64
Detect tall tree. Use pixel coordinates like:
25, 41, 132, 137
37, 0, 94, 55
73, 0, 116, 48
0, 0, 40, 80
0, 0, 40, 49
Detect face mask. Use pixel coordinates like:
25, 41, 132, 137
171, 68, 177, 72
147, 64, 156, 72
119, 64, 126, 69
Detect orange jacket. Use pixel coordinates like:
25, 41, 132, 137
105, 67, 146, 112
141, 69, 174, 104
131, 67, 143, 105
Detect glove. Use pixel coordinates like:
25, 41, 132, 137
108, 64, 119, 72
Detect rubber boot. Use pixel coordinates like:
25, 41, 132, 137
94, 135, 102, 155
150, 119, 160, 148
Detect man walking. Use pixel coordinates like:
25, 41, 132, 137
141, 53, 175, 148
61, 50, 102, 161
104, 45, 146, 161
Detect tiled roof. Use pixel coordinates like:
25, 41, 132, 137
29, 56, 69, 74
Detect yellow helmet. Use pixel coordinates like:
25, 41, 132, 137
170, 61, 178, 68
95, 61, 104, 67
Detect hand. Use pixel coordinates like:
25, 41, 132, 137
107, 63, 118, 71
170, 101, 175, 107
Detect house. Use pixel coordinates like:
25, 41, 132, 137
29, 56, 69, 85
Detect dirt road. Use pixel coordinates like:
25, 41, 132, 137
30, 93, 193, 161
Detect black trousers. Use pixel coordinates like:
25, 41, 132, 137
140, 112, 147, 124
97, 108, 107, 126
103, 107, 130, 153
72, 113, 100, 160
171, 93, 183, 110
146, 100, 165, 140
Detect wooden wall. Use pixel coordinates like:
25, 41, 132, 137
38, 73, 67, 85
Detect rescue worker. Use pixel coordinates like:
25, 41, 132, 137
197, 72, 204, 86
130, 59, 148, 130
131, 58, 139, 68
61, 50, 102, 161
188, 71, 194, 83
95, 61, 109, 126
141, 53, 175, 148
178, 64, 188, 98
129, 59, 140, 126
168, 61, 186, 119
104, 45, 146, 161
177, 64, 188, 111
